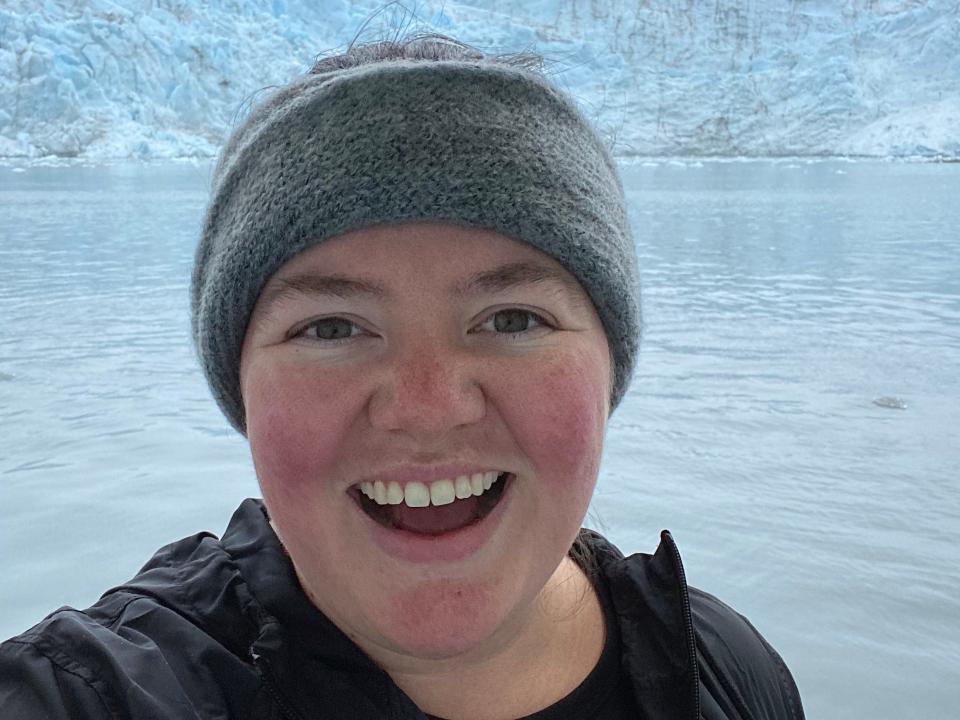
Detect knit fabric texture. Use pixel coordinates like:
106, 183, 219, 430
192, 59, 640, 434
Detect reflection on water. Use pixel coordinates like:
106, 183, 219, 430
1, 160, 958, 719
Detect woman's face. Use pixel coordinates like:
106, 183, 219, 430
239, 221, 611, 662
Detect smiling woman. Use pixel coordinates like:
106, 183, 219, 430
240, 224, 612, 673
0, 32, 804, 720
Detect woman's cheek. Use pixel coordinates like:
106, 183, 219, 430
498, 345, 609, 493
245, 361, 361, 493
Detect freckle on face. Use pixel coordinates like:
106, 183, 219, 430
488, 347, 608, 498
244, 367, 339, 499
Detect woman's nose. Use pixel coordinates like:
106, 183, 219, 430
367, 342, 486, 438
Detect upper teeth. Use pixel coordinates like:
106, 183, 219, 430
359, 471, 501, 508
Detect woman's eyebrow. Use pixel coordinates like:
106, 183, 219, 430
256, 260, 581, 318
257, 273, 386, 315
454, 261, 582, 297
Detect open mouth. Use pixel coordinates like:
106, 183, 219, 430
350, 471, 513, 536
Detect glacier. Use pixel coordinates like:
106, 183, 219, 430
0, 0, 958, 161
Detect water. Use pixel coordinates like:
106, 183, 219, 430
1, 159, 958, 717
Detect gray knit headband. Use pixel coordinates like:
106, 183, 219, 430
192, 59, 640, 434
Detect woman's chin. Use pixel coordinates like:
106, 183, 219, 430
372, 580, 514, 661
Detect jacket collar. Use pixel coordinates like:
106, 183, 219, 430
222, 499, 422, 718
583, 529, 700, 720
222, 499, 699, 719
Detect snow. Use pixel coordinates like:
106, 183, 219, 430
0, 0, 958, 161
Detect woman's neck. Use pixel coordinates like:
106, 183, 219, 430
385, 557, 606, 720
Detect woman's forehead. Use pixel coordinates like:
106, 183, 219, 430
266, 221, 591, 300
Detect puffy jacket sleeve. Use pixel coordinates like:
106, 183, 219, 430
0, 599, 216, 720
0, 630, 114, 719
691, 588, 805, 720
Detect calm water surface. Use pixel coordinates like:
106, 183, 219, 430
1, 159, 958, 718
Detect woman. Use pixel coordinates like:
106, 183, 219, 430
0, 35, 804, 719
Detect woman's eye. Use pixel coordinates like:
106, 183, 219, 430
479, 309, 547, 335
297, 317, 360, 341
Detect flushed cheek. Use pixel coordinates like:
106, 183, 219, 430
244, 361, 364, 493
498, 348, 608, 497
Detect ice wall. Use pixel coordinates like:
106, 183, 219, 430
1, 0, 957, 160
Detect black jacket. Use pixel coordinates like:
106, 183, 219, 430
0, 499, 804, 719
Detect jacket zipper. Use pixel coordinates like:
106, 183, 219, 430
664, 532, 702, 720
252, 651, 303, 720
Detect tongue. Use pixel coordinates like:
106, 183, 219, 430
388, 496, 480, 535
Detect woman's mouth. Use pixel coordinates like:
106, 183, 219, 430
350, 471, 512, 536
